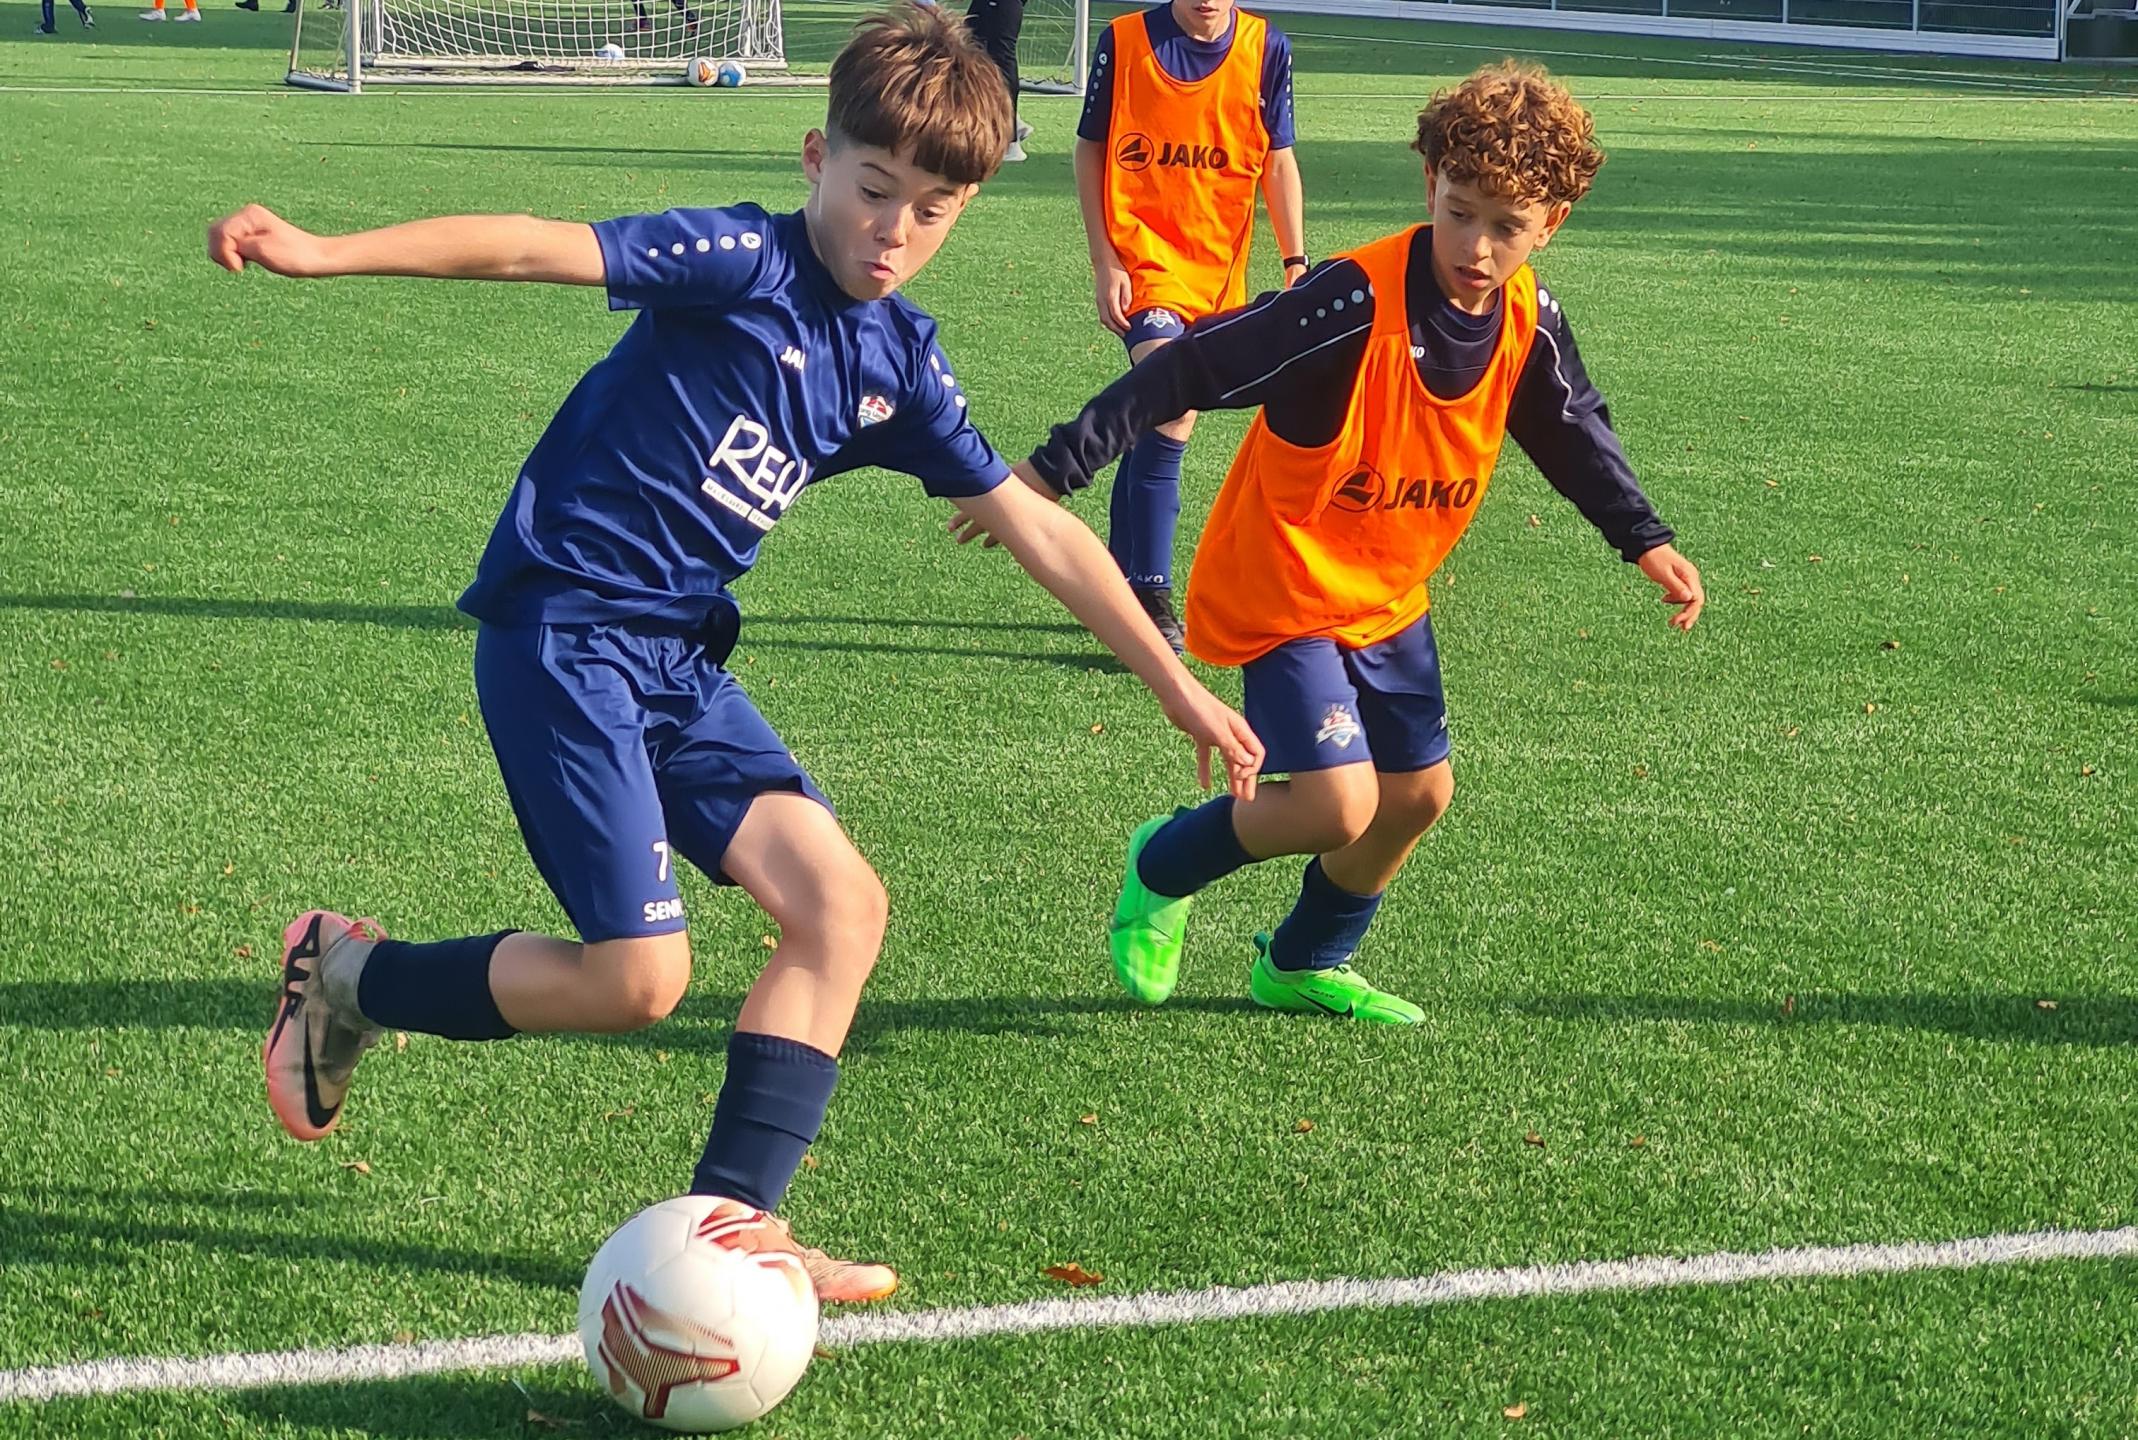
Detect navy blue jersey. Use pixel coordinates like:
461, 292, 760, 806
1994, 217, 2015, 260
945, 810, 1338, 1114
460, 204, 1008, 630
1077, 5, 1296, 149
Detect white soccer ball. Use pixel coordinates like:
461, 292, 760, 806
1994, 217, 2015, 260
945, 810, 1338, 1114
578, 1196, 820, 1433
716, 60, 746, 87
595, 41, 625, 59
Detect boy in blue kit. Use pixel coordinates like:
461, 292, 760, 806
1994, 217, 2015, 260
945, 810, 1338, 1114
208, 4, 1261, 1303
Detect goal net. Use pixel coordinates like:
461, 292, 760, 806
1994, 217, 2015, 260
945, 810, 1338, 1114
288, 0, 789, 89
1016, 0, 1088, 95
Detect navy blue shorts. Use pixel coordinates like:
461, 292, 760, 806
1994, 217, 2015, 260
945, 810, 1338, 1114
1123, 305, 1189, 354
473, 622, 829, 943
1241, 613, 1452, 777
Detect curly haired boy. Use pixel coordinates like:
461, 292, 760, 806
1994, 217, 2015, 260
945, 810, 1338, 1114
987, 62, 1707, 1021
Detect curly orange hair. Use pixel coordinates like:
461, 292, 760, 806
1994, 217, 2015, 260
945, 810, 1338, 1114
1413, 62, 1604, 207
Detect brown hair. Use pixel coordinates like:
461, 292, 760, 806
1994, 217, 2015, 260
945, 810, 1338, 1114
827, 4, 1014, 187
1413, 62, 1604, 207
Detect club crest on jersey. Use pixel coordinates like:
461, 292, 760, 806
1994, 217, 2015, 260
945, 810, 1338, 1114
857, 394, 896, 427
1315, 705, 1362, 750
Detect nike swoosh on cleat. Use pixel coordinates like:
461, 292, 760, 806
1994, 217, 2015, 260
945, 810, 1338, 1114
1300, 993, 1353, 1017
300, 1037, 339, 1131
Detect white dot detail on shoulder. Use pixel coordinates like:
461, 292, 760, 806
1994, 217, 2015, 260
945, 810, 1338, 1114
1315, 308, 1327, 318
671, 242, 685, 256
695, 238, 712, 253
1351, 289, 1366, 304
645, 247, 659, 258
719, 236, 736, 250
955, 394, 967, 409
1299, 317, 1309, 327
1332, 299, 1345, 311
741, 233, 762, 250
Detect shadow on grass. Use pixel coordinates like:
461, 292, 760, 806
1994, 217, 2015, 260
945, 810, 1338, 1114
0, 978, 1259, 1051
5, 974, 2126, 1046
0, 592, 1117, 670
16, 1372, 620, 1440
1498, 991, 2138, 1046
0, 1182, 581, 1290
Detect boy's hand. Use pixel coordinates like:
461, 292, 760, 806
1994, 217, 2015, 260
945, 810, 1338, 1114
1162, 678, 1263, 802
1637, 544, 1705, 630
207, 204, 332, 278
1092, 252, 1133, 336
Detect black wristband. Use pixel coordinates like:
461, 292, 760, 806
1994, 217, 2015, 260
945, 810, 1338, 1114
1282, 254, 1310, 270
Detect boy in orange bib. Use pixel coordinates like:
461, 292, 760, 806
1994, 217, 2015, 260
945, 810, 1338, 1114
1006, 63, 1705, 1020
1074, 0, 1306, 652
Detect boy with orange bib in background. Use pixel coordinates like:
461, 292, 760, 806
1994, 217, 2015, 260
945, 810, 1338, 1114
1075, 0, 1305, 652
1009, 63, 1706, 1020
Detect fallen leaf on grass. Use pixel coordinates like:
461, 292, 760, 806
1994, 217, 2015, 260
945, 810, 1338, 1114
391, 1330, 416, 1345
1782, 995, 1797, 1017
1293, 1119, 1316, 1133
1628, 1135, 1646, 1148
2036, 999, 2059, 1011
601, 1107, 635, 1121
233, 944, 254, 960
1089, 723, 1104, 735
394, 1032, 409, 1053
1504, 1402, 1529, 1420
340, 1160, 372, 1176
801, 1154, 820, 1170
1043, 1263, 1104, 1287
1078, 1113, 1098, 1126
1523, 1131, 1544, 1148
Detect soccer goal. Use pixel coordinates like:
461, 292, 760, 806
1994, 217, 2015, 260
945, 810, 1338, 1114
1017, 0, 1089, 95
286, 0, 795, 89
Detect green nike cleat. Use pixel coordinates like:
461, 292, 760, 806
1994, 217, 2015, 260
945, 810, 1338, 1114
1248, 933, 1423, 1024
1110, 813, 1193, 1005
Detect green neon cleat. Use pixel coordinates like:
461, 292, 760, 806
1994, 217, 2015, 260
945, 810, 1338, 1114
1248, 932, 1423, 1024
1110, 813, 1193, 1005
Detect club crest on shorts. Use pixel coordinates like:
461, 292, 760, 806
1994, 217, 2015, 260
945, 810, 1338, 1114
857, 394, 895, 427
1315, 704, 1362, 750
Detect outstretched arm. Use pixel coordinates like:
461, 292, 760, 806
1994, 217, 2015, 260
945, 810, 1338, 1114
206, 204, 605, 285
952, 468, 1264, 799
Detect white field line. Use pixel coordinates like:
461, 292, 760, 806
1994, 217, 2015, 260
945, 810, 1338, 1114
4, 1224, 2134, 1405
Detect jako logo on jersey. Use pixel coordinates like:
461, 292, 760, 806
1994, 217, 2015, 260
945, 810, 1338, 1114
1118, 134, 1231, 171
779, 345, 807, 373
1156, 140, 1230, 169
703, 413, 810, 533
642, 898, 685, 925
1315, 704, 1362, 749
857, 394, 896, 427
1329, 466, 1480, 515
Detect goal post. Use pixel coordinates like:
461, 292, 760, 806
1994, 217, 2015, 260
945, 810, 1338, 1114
287, 0, 795, 90
1016, 0, 1089, 95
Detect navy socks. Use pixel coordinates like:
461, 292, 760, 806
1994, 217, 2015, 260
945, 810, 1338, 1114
356, 932, 517, 1040
689, 1031, 839, 1211
1135, 796, 1255, 900
1268, 860, 1384, 972
1107, 432, 1189, 589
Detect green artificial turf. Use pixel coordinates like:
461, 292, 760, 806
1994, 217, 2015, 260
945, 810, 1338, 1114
0, 7, 2132, 1434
